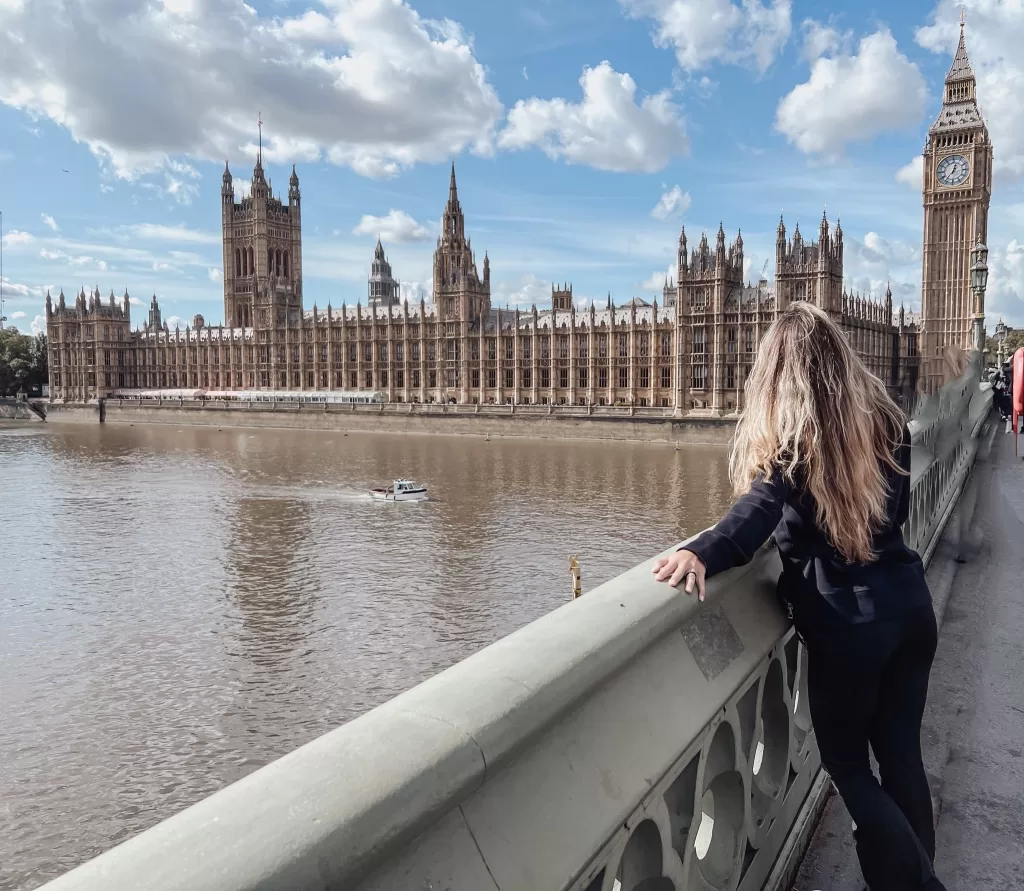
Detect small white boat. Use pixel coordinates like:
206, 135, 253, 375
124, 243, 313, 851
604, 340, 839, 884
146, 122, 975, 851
369, 479, 428, 502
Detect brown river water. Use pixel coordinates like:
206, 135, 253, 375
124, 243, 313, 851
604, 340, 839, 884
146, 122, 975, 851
0, 420, 731, 889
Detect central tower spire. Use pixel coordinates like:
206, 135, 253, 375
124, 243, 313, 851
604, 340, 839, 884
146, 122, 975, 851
442, 162, 465, 243
433, 163, 489, 327
253, 111, 266, 187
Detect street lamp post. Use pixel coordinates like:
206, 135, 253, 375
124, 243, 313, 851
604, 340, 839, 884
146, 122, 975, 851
994, 319, 1008, 366
970, 237, 989, 355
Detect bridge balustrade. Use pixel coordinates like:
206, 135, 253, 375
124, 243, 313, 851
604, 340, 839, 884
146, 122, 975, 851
37, 361, 992, 891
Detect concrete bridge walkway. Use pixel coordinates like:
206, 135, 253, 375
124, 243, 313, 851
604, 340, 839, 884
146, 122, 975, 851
794, 426, 1024, 891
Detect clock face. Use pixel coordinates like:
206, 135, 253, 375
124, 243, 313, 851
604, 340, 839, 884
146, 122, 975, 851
936, 154, 970, 187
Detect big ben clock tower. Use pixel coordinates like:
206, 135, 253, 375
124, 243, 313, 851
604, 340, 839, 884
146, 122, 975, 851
920, 15, 993, 390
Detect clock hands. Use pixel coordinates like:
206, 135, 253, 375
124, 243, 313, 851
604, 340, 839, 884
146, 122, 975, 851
938, 154, 969, 185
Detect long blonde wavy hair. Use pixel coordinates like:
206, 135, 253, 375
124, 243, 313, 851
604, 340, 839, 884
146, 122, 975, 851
731, 302, 906, 563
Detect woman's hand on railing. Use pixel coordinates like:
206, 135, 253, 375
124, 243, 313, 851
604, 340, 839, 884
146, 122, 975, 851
652, 550, 707, 601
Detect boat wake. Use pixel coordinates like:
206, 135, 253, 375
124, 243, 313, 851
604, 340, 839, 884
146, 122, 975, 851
239, 485, 369, 503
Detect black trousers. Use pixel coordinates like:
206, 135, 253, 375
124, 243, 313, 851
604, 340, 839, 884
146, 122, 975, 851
802, 605, 946, 891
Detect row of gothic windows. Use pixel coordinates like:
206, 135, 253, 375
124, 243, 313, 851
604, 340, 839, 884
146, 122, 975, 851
234, 247, 290, 278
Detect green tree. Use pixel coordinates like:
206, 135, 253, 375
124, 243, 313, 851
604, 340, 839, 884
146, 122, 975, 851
28, 332, 48, 393
1002, 329, 1024, 357
0, 328, 47, 396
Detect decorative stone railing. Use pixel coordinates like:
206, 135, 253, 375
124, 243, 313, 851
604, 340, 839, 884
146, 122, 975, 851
36, 367, 993, 891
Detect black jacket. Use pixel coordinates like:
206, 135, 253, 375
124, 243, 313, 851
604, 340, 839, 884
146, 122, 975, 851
684, 425, 931, 628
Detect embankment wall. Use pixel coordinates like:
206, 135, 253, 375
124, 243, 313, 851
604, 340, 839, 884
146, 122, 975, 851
45, 401, 737, 445
0, 400, 37, 420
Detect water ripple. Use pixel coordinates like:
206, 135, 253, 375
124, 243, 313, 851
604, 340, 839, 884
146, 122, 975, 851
0, 423, 730, 889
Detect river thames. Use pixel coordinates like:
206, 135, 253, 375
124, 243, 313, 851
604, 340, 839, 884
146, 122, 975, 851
0, 421, 732, 889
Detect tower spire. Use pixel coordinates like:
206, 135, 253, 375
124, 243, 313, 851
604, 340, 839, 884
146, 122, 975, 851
946, 11, 974, 85
433, 162, 489, 326
933, 10, 981, 128
441, 161, 465, 244
448, 161, 459, 207
252, 111, 267, 187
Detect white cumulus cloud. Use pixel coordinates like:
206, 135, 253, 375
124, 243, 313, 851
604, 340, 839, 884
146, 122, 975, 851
2, 229, 34, 247
152, 160, 202, 205
641, 263, 678, 291
854, 231, 920, 267
896, 156, 924, 188
30, 314, 46, 335
38, 248, 108, 271
620, 0, 792, 73
40, 213, 58, 231
0, 0, 503, 181
801, 18, 852, 62
843, 231, 921, 302
10, 310, 26, 320
775, 29, 927, 158
492, 274, 552, 308
986, 240, 1024, 326
353, 210, 430, 243
0, 276, 47, 299
651, 185, 691, 220
498, 61, 688, 173
400, 280, 431, 303
208, 268, 222, 282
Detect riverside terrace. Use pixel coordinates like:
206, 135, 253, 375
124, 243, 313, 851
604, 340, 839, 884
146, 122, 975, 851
33, 356, 1021, 891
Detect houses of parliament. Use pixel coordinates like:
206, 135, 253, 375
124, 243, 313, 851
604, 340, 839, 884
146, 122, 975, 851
46, 25, 991, 413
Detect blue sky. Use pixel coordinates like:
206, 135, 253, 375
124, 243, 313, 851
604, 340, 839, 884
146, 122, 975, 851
2, 0, 1024, 336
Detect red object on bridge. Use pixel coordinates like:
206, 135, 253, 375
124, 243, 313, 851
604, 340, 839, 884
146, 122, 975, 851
1014, 347, 1024, 456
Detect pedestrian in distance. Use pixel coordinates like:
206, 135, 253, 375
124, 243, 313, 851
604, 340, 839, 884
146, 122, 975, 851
653, 302, 946, 891
993, 367, 1009, 421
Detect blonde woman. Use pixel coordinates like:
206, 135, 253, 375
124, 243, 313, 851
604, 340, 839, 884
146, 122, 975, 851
654, 303, 945, 891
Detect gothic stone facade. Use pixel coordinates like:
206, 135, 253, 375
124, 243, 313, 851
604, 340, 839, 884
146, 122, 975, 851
45, 163, 918, 412
666, 215, 917, 413
57, 106, 978, 411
